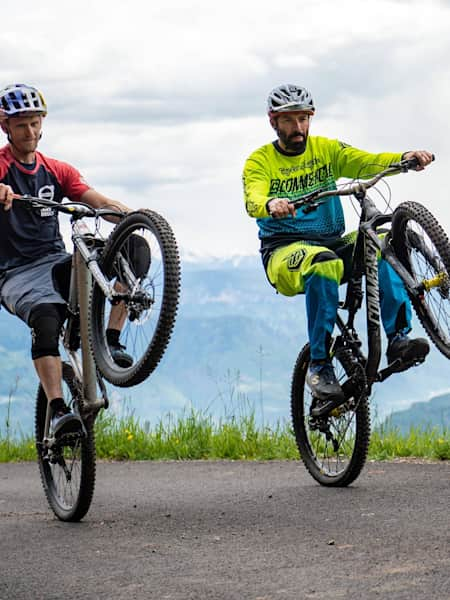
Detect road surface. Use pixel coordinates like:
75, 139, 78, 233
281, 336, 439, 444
0, 460, 449, 599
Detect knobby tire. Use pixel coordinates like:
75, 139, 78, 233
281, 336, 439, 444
291, 344, 371, 486
35, 362, 96, 522
89, 210, 181, 387
392, 201, 450, 358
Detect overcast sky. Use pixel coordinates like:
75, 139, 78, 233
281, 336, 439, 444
1, 0, 449, 259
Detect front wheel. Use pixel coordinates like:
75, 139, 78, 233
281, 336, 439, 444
392, 201, 450, 358
89, 210, 181, 387
291, 344, 371, 486
35, 363, 96, 521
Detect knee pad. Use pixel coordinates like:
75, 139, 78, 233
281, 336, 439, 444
120, 234, 151, 280
29, 304, 66, 360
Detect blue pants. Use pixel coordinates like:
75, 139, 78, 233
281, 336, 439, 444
266, 233, 412, 360
305, 259, 411, 359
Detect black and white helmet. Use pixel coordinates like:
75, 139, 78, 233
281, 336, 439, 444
0, 83, 47, 117
267, 84, 315, 115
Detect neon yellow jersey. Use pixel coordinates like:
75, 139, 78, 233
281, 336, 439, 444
243, 136, 402, 243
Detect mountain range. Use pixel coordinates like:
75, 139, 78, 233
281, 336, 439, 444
1, 254, 449, 437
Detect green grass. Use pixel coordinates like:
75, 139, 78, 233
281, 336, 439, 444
0, 409, 448, 463
369, 423, 450, 460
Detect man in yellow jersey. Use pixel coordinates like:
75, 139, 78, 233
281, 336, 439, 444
243, 84, 433, 416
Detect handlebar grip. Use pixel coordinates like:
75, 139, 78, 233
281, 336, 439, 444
404, 153, 435, 170
406, 157, 419, 169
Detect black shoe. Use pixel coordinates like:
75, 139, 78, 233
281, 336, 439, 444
306, 361, 346, 417
51, 407, 83, 437
386, 332, 430, 366
109, 343, 133, 368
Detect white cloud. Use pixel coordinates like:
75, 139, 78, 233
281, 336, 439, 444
1, 0, 449, 257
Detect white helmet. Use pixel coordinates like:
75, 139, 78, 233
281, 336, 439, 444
0, 83, 47, 117
267, 84, 315, 115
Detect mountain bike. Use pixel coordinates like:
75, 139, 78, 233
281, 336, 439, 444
289, 156, 448, 486
14, 195, 180, 520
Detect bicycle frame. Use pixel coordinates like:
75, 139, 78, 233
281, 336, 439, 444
40, 222, 109, 448
334, 192, 393, 391
288, 157, 438, 394
17, 201, 127, 447
330, 185, 432, 391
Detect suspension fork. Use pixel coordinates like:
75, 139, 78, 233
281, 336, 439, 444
75, 249, 106, 414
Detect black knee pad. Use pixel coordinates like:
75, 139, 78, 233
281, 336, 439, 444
119, 234, 151, 280
29, 303, 66, 360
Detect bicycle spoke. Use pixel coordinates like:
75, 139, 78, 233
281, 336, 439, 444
406, 223, 450, 345
36, 364, 96, 521
292, 344, 370, 486
90, 210, 180, 387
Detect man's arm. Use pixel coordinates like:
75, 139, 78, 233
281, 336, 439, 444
79, 188, 131, 220
401, 150, 434, 171
243, 157, 295, 219
0, 183, 13, 211
330, 141, 433, 179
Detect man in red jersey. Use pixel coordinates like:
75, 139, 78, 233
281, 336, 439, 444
0, 83, 132, 436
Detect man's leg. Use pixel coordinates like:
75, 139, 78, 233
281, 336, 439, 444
267, 242, 345, 406
267, 241, 344, 359
378, 258, 412, 337
33, 355, 63, 401
105, 234, 151, 367
304, 260, 341, 361
29, 303, 82, 435
106, 284, 133, 367
378, 258, 429, 364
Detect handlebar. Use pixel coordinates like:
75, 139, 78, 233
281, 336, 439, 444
12, 194, 126, 220
289, 155, 435, 211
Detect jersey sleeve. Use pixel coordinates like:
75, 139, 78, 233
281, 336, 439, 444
242, 154, 272, 219
42, 156, 91, 201
328, 140, 403, 179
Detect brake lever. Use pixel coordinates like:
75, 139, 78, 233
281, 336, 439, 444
302, 201, 324, 214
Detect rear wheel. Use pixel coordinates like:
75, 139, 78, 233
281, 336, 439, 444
392, 201, 450, 358
291, 343, 370, 486
35, 363, 96, 521
89, 210, 181, 387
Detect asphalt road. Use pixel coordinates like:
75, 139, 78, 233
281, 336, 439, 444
0, 460, 449, 600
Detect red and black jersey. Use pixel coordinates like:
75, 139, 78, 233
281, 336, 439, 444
0, 144, 91, 271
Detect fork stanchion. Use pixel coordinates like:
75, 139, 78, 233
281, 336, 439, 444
75, 250, 104, 413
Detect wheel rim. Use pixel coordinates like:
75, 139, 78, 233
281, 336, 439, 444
43, 435, 83, 510
36, 365, 93, 519
302, 357, 362, 478
98, 221, 168, 372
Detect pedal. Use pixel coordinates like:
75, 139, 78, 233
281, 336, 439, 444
378, 355, 426, 381
310, 394, 347, 418
55, 430, 85, 447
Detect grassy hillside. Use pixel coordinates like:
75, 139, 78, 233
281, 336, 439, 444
383, 393, 450, 434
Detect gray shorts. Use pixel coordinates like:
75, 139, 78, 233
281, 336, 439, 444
0, 251, 72, 324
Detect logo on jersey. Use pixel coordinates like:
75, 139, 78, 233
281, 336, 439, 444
38, 185, 55, 217
39, 207, 54, 217
38, 185, 55, 201
270, 162, 333, 196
